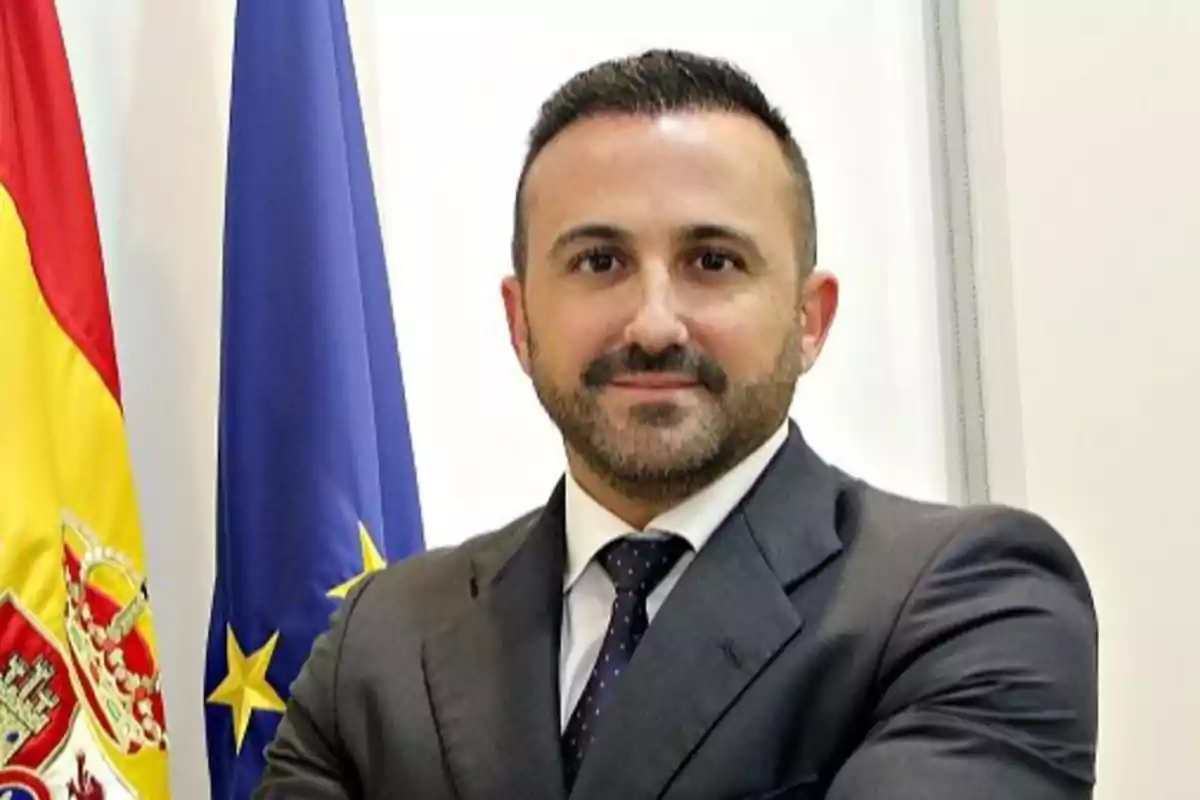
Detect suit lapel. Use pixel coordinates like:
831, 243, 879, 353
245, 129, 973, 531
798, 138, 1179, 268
424, 485, 569, 800
568, 426, 844, 800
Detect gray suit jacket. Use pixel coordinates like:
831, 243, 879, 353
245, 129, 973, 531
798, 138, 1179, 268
257, 425, 1098, 799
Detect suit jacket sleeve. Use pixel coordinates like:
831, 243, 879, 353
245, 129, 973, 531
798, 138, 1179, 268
826, 508, 1098, 800
253, 575, 378, 800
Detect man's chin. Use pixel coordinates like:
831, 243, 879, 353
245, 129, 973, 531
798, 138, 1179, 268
591, 444, 728, 503
599, 433, 720, 478
607, 410, 709, 446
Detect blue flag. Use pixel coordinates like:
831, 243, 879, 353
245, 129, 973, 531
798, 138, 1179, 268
203, 1, 425, 796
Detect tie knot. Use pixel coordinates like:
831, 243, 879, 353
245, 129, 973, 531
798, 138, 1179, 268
598, 536, 691, 595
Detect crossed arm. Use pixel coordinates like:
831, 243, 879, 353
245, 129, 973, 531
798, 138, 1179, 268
825, 509, 1099, 799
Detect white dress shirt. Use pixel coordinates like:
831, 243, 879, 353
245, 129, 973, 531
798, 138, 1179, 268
559, 422, 789, 729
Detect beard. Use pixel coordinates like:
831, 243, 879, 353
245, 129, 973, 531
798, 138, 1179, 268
528, 329, 803, 504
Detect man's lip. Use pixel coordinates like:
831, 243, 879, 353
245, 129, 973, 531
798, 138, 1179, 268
608, 375, 699, 389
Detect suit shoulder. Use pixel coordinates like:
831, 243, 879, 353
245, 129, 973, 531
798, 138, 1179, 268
351, 505, 545, 627
846, 479, 1090, 595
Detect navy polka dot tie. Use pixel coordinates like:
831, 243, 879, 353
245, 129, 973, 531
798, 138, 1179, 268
562, 536, 691, 788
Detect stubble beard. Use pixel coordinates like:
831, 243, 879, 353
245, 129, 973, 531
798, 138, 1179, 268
527, 330, 803, 505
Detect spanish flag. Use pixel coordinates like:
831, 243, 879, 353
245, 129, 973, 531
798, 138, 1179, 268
0, 3, 172, 798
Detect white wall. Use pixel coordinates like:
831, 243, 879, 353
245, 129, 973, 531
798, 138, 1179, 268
57, 0, 961, 796
960, 2, 1200, 798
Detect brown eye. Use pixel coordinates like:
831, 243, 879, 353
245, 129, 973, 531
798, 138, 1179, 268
574, 248, 622, 274
696, 250, 740, 272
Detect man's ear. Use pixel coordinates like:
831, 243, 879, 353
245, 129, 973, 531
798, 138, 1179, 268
797, 271, 839, 374
501, 275, 533, 376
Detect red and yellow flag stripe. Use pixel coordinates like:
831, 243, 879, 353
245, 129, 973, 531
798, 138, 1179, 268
1, 2, 171, 797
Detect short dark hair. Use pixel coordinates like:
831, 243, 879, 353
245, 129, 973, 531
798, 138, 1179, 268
510, 48, 816, 280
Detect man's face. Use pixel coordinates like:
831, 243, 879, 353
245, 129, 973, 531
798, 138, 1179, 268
502, 111, 837, 502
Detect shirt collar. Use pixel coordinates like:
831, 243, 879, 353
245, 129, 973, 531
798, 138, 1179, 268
563, 421, 790, 590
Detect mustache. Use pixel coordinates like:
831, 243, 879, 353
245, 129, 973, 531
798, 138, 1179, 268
581, 344, 728, 394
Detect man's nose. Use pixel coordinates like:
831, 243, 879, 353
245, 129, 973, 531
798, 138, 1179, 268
623, 267, 688, 353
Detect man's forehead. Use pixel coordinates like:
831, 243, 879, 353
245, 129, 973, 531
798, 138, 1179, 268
525, 109, 789, 183
522, 111, 796, 240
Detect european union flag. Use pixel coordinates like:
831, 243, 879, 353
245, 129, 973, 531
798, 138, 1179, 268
203, 1, 425, 796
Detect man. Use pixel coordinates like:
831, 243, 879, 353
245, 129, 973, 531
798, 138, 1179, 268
257, 49, 1098, 799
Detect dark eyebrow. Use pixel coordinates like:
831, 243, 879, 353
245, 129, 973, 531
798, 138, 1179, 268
547, 222, 766, 262
549, 224, 631, 259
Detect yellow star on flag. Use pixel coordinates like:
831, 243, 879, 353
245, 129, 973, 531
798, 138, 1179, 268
206, 626, 287, 753
327, 521, 387, 600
